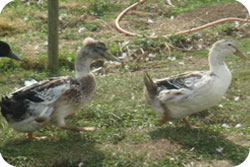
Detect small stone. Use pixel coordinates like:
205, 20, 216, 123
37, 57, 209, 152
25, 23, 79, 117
78, 27, 86, 33
218, 104, 224, 108
216, 147, 224, 153
78, 162, 84, 167
234, 96, 240, 101
235, 123, 241, 128
222, 123, 230, 128
168, 56, 176, 61
148, 18, 154, 23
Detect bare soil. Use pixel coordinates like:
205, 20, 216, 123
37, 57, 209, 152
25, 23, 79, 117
120, 2, 249, 35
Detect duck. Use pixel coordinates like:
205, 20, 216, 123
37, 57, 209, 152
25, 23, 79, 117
143, 39, 247, 128
0, 41, 21, 61
0, 37, 118, 139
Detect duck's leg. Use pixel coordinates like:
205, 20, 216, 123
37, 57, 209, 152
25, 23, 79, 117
183, 118, 198, 129
158, 102, 171, 125
57, 118, 95, 132
27, 132, 47, 140
61, 126, 95, 132
27, 132, 34, 139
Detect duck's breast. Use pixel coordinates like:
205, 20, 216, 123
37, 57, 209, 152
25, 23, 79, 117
50, 74, 96, 124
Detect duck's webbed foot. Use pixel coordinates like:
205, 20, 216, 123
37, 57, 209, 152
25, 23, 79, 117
183, 118, 199, 129
158, 115, 169, 126
61, 126, 95, 132
27, 132, 47, 140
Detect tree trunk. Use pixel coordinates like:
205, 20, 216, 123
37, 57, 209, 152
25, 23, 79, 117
48, 0, 59, 72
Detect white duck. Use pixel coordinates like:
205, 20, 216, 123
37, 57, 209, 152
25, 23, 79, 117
0, 37, 118, 139
143, 39, 247, 128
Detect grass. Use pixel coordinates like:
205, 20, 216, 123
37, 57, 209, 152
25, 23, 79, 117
0, 0, 249, 167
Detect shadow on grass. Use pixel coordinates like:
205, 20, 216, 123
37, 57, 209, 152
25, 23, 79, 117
0, 132, 105, 167
150, 127, 248, 166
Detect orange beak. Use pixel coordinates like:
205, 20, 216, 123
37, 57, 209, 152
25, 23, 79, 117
234, 48, 247, 59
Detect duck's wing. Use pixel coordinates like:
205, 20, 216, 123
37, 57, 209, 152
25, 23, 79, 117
0, 76, 78, 123
155, 71, 214, 103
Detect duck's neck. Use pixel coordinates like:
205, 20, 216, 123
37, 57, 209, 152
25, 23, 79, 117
75, 56, 93, 79
209, 49, 230, 76
208, 48, 232, 92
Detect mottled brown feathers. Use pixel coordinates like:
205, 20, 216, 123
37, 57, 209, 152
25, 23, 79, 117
38, 76, 74, 91
155, 71, 213, 90
143, 72, 158, 97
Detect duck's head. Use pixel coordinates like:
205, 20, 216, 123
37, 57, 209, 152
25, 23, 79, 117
0, 41, 21, 61
211, 39, 247, 59
75, 37, 119, 78
77, 37, 118, 61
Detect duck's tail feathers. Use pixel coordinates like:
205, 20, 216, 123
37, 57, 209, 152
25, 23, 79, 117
0, 96, 24, 121
0, 96, 12, 118
143, 72, 158, 96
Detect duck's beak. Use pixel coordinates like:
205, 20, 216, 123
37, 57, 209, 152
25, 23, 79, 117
234, 48, 247, 60
104, 52, 119, 61
8, 51, 21, 61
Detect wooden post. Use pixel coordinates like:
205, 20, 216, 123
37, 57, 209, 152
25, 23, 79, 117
48, 0, 59, 72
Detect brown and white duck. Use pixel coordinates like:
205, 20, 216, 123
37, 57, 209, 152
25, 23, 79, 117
0, 37, 118, 139
144, 39, 247, 128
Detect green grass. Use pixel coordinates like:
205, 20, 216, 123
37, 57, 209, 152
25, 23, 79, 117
0, 0, 249, 167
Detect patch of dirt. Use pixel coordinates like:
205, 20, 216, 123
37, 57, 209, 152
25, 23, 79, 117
60, 1, 85, 9
180, 3, 247, 21
120, 2, 249, 34
187, 133, 250, 167
192, 160, 233, 167
129, 139, 181, 161
103, 139, 181, 161
0, 15, 27, 36
164, 2, 248, 32
226, 133, 250, 147
113, 2, 249, 60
